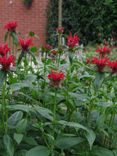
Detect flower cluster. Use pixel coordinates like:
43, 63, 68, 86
67, 33, 80, 49
96, 46, 111, 57
19, 38, 33, 51
108, 60, 117, 74
0, 44, 15, 72
87, 57, 109, 73
87, 45, 117, 74
4, 21, 17, 32
0, 55, 15, 72
0, 44, 10, 56
48, 70, 65, 87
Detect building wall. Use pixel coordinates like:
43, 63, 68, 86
0, 0, 49, 47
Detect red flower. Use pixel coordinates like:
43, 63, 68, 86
56, 27, 64, 33
0, 55, 15, 72
4, 21, 17, 31
67, 33, 80, 49
108, 60, 117, 74
87, 57, 109, 73
51, 50, 58, 56
86, 58, 92, 64
43, 44, 53, 52
48, 70, 65, 87
0, 44, 10, 56
19, 38, 33, 51
96, 46, 111, 57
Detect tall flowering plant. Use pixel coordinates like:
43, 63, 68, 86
4, 21, 18, 45
67, 33, 80, 64
0, 44, 15, 134
17, 37, 34, 65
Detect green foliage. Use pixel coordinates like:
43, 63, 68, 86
47, 0, 117, 44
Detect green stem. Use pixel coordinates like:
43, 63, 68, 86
2, 79, 8, 134
51, 89, 57, 154
53, 89, 57, 122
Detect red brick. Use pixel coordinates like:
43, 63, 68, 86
0, 0, 49, 47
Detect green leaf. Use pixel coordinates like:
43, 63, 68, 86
26, 146, 50, 156
8, 111, 23, 128
113, 150, 117, 156
29, 51, 37, 65
58, 120, 88, 131
15, 150, 27, 156
17, 52, 24, 65
14, 133, 23, 144
23, 136, 38, 146
9, 105, 31, 113
30, 46, 38, 53
0, 71, 6, 87
92, 146, 114, 156
56, 136, 84, 149
35, 106, 53, 121
11, 32, 18, 45
3, 135, 14, 156
85, 129, 96, 150
58, 120, 96, 149
94, 73, 105, 89
16, 119, 27, 133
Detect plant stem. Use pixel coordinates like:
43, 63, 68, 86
2, 79, 8, 134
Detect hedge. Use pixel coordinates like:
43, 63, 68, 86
47, 0, 117, 45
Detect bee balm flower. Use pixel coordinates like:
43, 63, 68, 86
4, 21, 17, 32
0, 55, 15, 72
108, 60, 117, 74
0, 44, 10, 56
48, 70, 65, 87
96, 46, 111, 57
67, 33, 80, 49
19, 38, 33, 51
87, 57, 109, 73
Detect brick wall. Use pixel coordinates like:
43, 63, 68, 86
0, 0, 49, 47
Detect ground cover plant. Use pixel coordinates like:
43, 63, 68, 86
0, 21, 117, 156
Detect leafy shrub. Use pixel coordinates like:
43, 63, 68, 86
47, 0, 117, 45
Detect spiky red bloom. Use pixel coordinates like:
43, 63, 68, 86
96, 46, 111, 56
0, 55, 15, 72
67, 33, 80, 49
108, 60, 117, 74
48, 70, 65, 87
56, 27, 64, 33
0, 44, 10, 56
87, 57, 109, 73
19, 38, 33, 51
4, 21, 17, 31
92, 57, 109, 72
